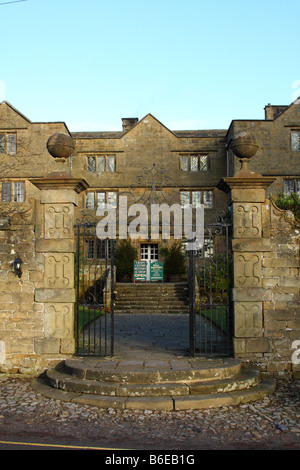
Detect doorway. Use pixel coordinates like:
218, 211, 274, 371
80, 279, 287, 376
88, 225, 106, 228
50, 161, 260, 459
140, 243, 159, 281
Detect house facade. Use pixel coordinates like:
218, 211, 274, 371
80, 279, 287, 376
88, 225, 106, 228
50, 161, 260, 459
1, 98, 300, 264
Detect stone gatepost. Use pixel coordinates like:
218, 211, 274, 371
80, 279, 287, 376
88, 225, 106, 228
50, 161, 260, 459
219, 134, 276, 361
31, 133, 88, 358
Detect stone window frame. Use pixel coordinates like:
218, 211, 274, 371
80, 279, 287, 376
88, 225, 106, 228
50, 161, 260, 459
85, 238, 116, 260
86, 154, 116, 173
180, 154, 210, 172
85, 190, 118, 210
1, 181, 25, 203
182, 238, 214, 258
283, 178, 300, 196
180, 189, 214, 209
0, 132, 17, 155
291, 130, 300, 152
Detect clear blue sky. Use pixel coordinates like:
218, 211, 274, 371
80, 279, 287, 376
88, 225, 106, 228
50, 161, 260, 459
1, 0, 300, 131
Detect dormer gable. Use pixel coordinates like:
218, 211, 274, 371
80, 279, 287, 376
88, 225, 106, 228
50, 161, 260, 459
121, 113, 176, 139
0, 101, 32, 129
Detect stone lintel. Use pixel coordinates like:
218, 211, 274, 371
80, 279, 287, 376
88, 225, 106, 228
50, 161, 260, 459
232, 238, 271, 252
36, 239, 76, 253
35, 288, 75, 303
232, 288, 272, 302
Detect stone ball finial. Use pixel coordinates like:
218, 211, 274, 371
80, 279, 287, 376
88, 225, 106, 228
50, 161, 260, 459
231, 132, 258, 159
47, 133, 75, 159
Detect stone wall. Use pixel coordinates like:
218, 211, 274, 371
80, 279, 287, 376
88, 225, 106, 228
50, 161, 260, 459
230, 192, 300, 378
0, 204, 63, 375
0, 175, 85, 375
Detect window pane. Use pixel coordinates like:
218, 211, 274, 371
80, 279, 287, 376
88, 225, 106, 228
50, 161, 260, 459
108, 191, 117, 208
87, 156, 96, 172
107, 156, 115, 172
190, 155, 198, 171
87, 239, 94, 258
284, 180, 294, 195
203, 190, 213, 208
0, 135, 5, 153
296, 180, 300, 196
96, 192, 106, 209
180, 191, 190, 208
199, 155, 208, 171
85, 192, 95, 209
97, 240, 106, 259
291, 131, 300, 152
2, 183, 11, 202
180, 156, 189, 171
14, 182, 24, 202
192, 191, 201, 208
7, 134, 16, 155
97, 156, 105, 172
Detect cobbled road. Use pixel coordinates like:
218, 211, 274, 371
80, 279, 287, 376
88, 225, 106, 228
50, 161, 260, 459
0, 376, 299, 450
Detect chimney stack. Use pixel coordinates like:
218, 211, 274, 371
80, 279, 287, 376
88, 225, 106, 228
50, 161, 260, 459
122, 118, 138, 132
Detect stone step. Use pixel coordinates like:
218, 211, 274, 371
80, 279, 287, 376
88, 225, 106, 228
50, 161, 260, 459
63, 357, 242, 384
115, 298, 188, 305
45, 368, 261, 398
32, 376, 276, 411
114, 305, 189, 312
114, 310, 189, 315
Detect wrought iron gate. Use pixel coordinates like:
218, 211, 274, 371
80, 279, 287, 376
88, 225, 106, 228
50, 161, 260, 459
188, 222, 233, 356
75, 219, 115, 357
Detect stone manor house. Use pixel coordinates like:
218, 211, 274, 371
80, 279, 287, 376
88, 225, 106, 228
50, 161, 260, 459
1, 98, 300, 256
0, 98, 300, 379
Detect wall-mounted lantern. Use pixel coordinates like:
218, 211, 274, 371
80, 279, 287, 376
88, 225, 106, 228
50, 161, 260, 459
13, 257, 22, 279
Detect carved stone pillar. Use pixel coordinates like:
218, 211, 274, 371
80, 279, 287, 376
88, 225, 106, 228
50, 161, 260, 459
31, 133, 88, 357
218, 134, 276, 358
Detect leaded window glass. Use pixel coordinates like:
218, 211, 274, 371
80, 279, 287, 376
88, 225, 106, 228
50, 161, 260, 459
284, 180, 295, 195
108, 191, 117, 208
203, 190, 213, 208
96, 192, 106, 209
192, 191, 201, 208
199, 155, 208, 172
97, 156, 105, 172
14, 182, 24, 202
180, 156, 189, 171
7, 134, 16, 155
292, 131, 300, 152
0, 135, 5, 153
87, 156, 96, 172
85, 192, 95, 209
2, 183, 11, 202
190, 155, 198, 172
180, 191, 190, 209
107, 156, 115, 172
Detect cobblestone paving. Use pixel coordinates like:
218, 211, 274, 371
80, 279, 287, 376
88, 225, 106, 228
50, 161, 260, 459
0, 376, 299, 449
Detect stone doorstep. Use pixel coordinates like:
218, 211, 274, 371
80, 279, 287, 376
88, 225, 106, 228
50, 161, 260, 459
63, 358, 241, 384
32, 377, 276, 411
45, 368, 261, 398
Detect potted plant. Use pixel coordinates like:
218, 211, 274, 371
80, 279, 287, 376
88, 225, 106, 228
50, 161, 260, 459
114, 240, 137, 282
160, 241, 186, 282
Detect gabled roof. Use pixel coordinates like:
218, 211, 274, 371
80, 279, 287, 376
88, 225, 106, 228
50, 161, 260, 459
0, 100, 32, 123
72, 112, 227, 140
122, 113, 176, 137
0, 100, 71, 134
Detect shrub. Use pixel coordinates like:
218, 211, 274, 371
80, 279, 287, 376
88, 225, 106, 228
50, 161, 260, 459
275, 192, 300, 222
115, 240, 137, 279
160, 241, 186, 278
